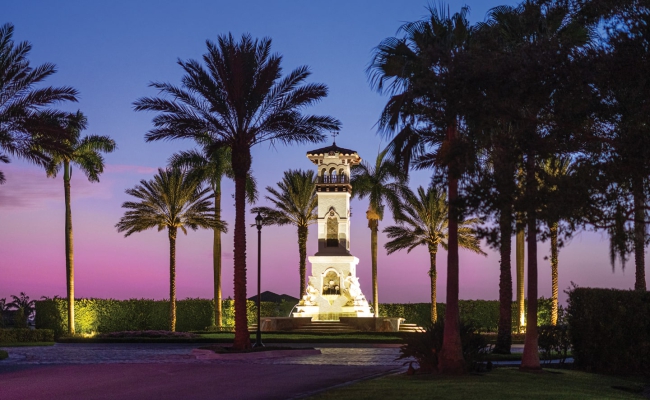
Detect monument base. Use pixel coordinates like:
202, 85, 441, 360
292, 255, 372, 320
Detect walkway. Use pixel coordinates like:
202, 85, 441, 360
0, 343, 405, 400
0, 342, 405, 366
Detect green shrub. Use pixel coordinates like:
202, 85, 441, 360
13, 307, 28, 328
568, 288, 650, 376
397, 321, 488, 373
0, 329, 54, 343
0, 349, 7, 360
537, 324, 570, 364
35, 298, 281, 336
380, 299, 553, 332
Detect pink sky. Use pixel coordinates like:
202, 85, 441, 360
0, 160, 637, 307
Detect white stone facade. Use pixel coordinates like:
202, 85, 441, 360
292, 143, 372, 320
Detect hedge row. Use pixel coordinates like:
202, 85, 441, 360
0, 328, 54, 343
568, 288, 650, 376
35, 298, 282, 336
379, 298, 554, 332
35, 297, 555, 335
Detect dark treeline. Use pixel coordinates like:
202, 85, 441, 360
369, 0, 650, 372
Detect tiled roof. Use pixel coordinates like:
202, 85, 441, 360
307, 143, 357, 156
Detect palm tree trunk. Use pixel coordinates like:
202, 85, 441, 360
633, 183, 647, 291
428, 246, 438, 324
516, 217, 525, 332
550, 221, 559, 326
370, 219, 379, 317
521, 154, 541, 371
213, 185, 222, 327
232, 147, 251, 350
168, 227, 177, 332
439, 123, 464, 375
494, 209, 513, 354
63, 160, 75, 335
298, 225, 308, 298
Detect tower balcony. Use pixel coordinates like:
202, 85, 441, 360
316, 175, 351, 192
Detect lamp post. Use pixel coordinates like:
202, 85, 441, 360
254, 212, 264, 347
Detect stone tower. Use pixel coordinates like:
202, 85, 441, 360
292, 142, 372, 320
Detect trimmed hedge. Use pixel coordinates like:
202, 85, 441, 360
35, 297, 555, 336
379, 298, 554, 332
35, 298, 281, 336
568, 288, 650, 376
0, 329, 54, 343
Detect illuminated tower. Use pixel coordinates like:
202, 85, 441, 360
292, 141, 372, 320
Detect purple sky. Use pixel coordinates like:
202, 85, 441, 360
0, 0, 638, 307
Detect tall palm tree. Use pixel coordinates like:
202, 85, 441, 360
481, 0, 592, 371
540, 157, 572, 325
384, 185, 485, 323
516, 216, 526, 331
169, 142, 257, 328
251, 169, 317, 298
368, 4, 475, 374
590, 10, 650, 293
42, 111, 116, 335
116, 168, 224, 332
133, 34, 339, 349
351, 151, 406, 317
0, 23, 78, 181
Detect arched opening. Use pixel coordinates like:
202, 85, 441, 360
326, 215, 338, 247
322, 270, 341, 295
329, 167, 337, 183
338, 168, 345, 183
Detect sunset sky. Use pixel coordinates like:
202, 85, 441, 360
1, 0, 637, 306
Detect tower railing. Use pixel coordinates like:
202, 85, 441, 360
317, 175, 349, 184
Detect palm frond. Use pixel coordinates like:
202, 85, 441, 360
117, 168, 226, 237
251, 169, 317, 228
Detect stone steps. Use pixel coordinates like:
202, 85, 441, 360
399, 323, 425, 333
292, 321, 358, 333
248, 320, 359, 333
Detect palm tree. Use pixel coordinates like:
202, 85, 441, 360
540, 157, 572, 325
481, 0, 592, 371
384, 185, 485, 324
516, 216, 526, 331
0, 155, 8, 184
590, 10, 650, 293
8, 292, 36, 326
43, 111, 116, 335
368, 4, 475, 374
116, 168, 224, 332
0, 23, 78, 181
251, 169, 317, 298
169, 142, 257, 328
133, 33, 340, 349
351, 151, 406, 317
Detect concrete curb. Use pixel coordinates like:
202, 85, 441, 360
191, 348, 322, 360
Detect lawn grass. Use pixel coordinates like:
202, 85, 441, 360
0, 342, 55, 347
483, 351, 572, 362
0, 350, 7, 360
309, 368, 649, 400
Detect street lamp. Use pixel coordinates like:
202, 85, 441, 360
254, 212, 264, 347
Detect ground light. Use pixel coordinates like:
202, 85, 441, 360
254, 212, 264, 347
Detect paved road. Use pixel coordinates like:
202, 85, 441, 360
0, 343, 405, 400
